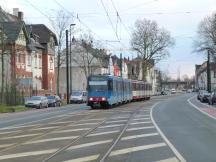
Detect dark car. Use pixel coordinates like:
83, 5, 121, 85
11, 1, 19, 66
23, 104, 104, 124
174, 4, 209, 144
199, 91, 210, 103
208, 91, 216, 105
197, 90, 208, 100
47, 95, 61, 107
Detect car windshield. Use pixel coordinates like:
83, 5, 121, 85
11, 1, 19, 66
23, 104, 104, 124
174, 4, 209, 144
30, 96, 41, 100
47, 96, 55, 99
72, 92, 82, 96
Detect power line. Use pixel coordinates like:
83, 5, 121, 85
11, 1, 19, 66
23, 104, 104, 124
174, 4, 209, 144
100, 0, 120, 40
53, 0, 120, 49
109, 0, 131, 36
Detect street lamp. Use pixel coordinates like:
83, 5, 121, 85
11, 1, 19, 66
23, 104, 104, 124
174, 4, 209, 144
69, 23, 76, 96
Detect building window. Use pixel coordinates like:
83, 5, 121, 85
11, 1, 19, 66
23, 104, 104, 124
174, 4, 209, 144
28, 54, 31, 65
39, 56, 42, 68
50, 57, 53, 69
34, 55, 37, 68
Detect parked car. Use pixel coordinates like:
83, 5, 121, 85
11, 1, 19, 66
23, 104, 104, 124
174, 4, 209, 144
25, 96, 48, 109
199, 91, 211, 103
207, 91, 216, 105
171, 88, 176, 94
197, 90, 208, 100
161, 91, 167, 95
70, 91, 87, 103
47, 95, 61, 107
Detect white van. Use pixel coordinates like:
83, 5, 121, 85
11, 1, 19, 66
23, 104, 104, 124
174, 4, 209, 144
70, 91, 87, 103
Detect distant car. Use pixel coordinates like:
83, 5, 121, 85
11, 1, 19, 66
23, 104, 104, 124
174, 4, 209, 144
47, 95, 61, 107
187, 89, 193, 93
197, 90, 208, 100
171, 89, 176, 94
199, 91, 211, 103
25, 96, 48, 109
161, 91, 167, 95
70, 91, 87, 103
207, 91, 216, 105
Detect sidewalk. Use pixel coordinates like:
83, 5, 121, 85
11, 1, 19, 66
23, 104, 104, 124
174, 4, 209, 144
188, 96, 216, 119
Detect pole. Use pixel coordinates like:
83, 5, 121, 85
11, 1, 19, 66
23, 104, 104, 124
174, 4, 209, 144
207, 50, 211, 92
120, 53, 122, 77
69, 27, 72, 95
66, 30, 69, 104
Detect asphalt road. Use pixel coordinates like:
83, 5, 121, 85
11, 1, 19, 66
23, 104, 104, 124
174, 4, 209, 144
0, 95, 180, 162
153, 93, 216, 162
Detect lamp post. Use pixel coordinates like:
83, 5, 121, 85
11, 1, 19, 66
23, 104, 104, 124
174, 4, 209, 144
65, 30, 69, 104
69, 24, 76, 96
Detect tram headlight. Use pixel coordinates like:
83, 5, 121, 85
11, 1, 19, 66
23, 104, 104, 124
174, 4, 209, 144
89, 97, 93, 101
102, 97, 106, 101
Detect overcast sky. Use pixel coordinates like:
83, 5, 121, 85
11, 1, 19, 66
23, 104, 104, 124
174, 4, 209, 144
1, 0, 216, 79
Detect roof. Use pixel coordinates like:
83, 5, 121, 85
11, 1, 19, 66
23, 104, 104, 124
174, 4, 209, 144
26, 24, 58, 45
0, 21, 29, 43
0, 7, 19, 22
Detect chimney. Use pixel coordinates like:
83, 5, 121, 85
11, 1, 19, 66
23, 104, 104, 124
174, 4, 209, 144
13, 8, 19, 16
18, 11, 23, 21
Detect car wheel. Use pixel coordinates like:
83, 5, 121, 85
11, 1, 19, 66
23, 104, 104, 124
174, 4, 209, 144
46, 104, 49, 108
54, 103, 57, 107
39, 104, 42, 109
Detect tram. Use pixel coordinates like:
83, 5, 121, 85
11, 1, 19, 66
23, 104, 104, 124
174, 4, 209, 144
87, 74, 152, 109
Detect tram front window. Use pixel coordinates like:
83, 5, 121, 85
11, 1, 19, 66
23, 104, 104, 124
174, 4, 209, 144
89, 85, 107, 92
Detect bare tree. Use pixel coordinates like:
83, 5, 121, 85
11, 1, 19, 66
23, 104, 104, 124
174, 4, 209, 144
194, 13, 216, 56
0, 24, 7, 103
130, 19, 175, 80
50, 10, 73, 95
71, 33, 109, 80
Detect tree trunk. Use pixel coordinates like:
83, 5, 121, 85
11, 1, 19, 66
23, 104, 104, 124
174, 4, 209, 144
142, 61, 147, 81
1, 52, 4, 103
56, 52, 60, 95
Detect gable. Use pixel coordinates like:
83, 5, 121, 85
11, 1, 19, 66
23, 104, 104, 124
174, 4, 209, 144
16, 28, 27, 46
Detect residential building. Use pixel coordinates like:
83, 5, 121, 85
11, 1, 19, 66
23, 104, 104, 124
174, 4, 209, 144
0, 7, 57, 100
195, 62, 216, 91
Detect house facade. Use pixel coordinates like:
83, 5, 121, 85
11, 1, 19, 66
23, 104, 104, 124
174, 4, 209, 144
195, 62, 216, 91
0, 8, 57, 100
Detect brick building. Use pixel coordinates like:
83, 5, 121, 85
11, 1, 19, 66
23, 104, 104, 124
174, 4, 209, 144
0, 7, 57, 97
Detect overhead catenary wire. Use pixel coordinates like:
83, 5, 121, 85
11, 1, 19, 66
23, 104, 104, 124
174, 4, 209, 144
53, 0, 119, 49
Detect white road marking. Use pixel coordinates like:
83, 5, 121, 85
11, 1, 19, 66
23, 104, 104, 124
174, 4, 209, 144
24, 136, 78, 144
151, 102, 186, 162
132, 117, 150, 121
30, 126, 59, 131
129, 121, 152, 125
81, 118, 105, 121
67, 140, 112, 150
110, 116, 129, 119
156, 157, 179, 162
0, 144, 15, 149
134, 115, 149, 117
1, 133, 41, 140
121, 133, 159, 141
99, 124, 125, 129
106, 120, 127, 124
126, 126, 154, 131
63, 154, 100, 162
0, 149, 58, 160
109, 143, 166, 156
49, 121, 74, 125
53, 128, 91, 133
87, 130, 120, 137
70, 122, 99, 126
9, 124, 41, 129
187, 96, 216, 120
0, 130, 21, 135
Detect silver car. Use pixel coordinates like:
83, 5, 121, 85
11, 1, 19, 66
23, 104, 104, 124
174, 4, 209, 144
70, 91, 87, 103
25, 96, 49, 109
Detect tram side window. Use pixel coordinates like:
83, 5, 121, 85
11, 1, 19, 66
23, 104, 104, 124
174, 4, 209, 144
108, 80, 113, 91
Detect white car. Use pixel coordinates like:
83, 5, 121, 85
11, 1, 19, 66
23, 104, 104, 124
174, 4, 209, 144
25, 96, 49, 109
70, 91, 87, 103
171, 89, 176, 94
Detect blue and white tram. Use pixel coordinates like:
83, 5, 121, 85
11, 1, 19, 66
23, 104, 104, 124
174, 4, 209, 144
87, 75, 132, 108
